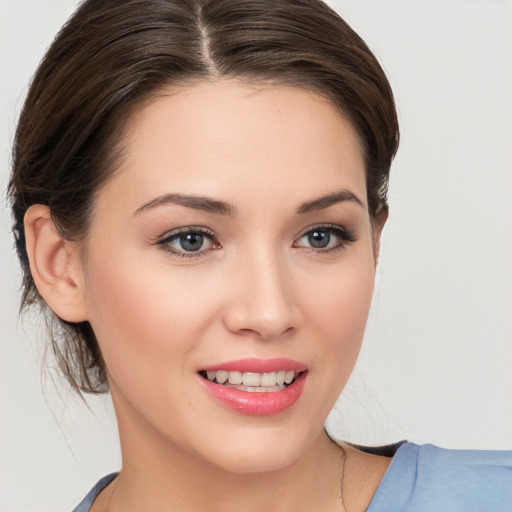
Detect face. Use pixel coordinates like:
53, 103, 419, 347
78, 80, 379, 474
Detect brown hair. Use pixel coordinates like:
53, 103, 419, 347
8, 0, 399, 394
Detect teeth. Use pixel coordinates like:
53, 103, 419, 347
260, 372, 276, 386
215, 370, 228, 384
284, 370, 295, 384
242, 372, 261, 386
204, 370, 300, 388
228, 371, 243, 385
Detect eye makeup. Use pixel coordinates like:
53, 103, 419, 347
155, 226, 220, 258
154, 222, 358, 260
293, 224, 358, 254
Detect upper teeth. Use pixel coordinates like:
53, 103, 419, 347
205, 370, 297, 387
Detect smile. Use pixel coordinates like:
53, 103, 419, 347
198, 359, 308, 415
199, 370, 300, 392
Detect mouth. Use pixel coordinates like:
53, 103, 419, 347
198, 370, 302, 392
197, 359, 308, 416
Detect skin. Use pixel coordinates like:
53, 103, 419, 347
25, 81, 390, 511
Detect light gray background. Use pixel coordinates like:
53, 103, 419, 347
1, 1, 511, 510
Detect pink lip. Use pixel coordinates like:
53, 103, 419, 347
199, 371, 307, 416
200, 358, 307, 373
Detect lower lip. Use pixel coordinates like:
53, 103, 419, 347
199, 372, 307, 416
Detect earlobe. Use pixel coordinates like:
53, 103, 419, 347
24, 205, 88, 322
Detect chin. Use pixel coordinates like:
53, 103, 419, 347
210, 448, 300, 475
193, 423, 320, 475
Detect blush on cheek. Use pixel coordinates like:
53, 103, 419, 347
311, 265, 374, 320
311, 268, 374, 357
84, 256, 205, 383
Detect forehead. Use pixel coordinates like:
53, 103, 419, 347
101, 80, 367, 211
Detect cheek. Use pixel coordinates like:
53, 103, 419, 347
305, 254, 375, 334
82, 257, 222, 437
302, 254, 375, 376
82, 249, 216, 386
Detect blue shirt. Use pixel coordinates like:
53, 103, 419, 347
72, 442, 512, 511
366, 443, 512, 511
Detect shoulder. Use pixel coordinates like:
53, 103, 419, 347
403, 442, 512, 490
71, 473, 118, 512
368, 442, 512, 512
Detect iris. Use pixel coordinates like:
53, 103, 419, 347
179, 232, 204, 251
308, 230, 330, 249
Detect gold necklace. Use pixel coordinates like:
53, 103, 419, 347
324, 431, 348, 511
337, 443, 347, 512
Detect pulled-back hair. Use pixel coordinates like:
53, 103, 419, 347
8, 0, 399, 394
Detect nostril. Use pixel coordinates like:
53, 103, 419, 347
236, 326, 295, 341
222, 283, 302, 340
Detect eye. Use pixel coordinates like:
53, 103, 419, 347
157, 227, 219, 257
293, 225, 357, 252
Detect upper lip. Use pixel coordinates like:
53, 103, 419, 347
199, 358, 307, 373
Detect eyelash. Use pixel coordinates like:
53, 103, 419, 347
156, 227, 219, 259
293, 224, 358, 253
156, 224, 357, 258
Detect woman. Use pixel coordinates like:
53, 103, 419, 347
5, 0, 511, 510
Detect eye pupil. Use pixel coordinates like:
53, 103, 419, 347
308, 230, 330, 248
180, 233, 204, 251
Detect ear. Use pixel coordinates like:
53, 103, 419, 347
24, 205, 88, 322
372, 205, 388, 267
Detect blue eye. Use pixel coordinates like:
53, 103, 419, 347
176, 232, 205, 252
295, 225, 357, 251
307, 229, 331, 249
158, 228, 218, 257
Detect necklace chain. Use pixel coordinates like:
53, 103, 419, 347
326, 432, 348, 512
337, 443, 347, 512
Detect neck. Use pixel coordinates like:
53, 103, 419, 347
104, 400, 343, 512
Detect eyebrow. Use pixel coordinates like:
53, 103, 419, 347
134, 193, 236, 216
297, 189, 364, 214
134, 188, 363, 217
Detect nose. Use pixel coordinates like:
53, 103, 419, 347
222, 251, 302, 340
